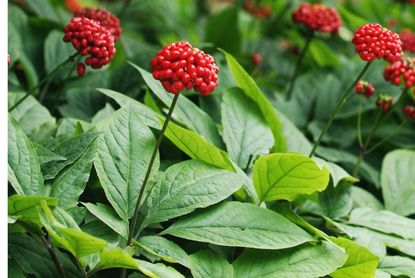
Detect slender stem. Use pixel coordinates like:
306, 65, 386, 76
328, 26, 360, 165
39, 236, 66, 278
244, 154, 254, 173
366, 121, 406, 154
285, 31, 314, 100
357, 98, 364, 147
75, 257, 88, 278
363, 109, 383, 149
9, 53, 78, 112
127, 93, 180, 245
309, 62, 372, 157
352, 149, 364, 177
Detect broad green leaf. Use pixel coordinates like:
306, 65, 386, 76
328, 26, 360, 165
145, 160, 244, 225
233, 241, 347, 278
222, 50, 286, 152
8, 259, 25, 278
132, 65, 223, 147
163, 201, 314, 249
44, 30, 74, 76
353, 230, 387, 259
375, 270, 391, 278
189, 250, 233, 278
97, 88, 161, 129
33, 143, 66, 166
221, 88, 273, 169
50, 132, 99, 209
9, 234, 79, 278
8, 115, 45, 195
26, 0, 59, 22
379, 256, 415, 278
330, 237, 379, 278
95, 248, 139, 270
309, 40, 340, 67
349, 207, 415, 239
165, 121, 235, 172
277, 111, 311, 154
137, 260, 185, 278
381, 149, 415, 216
135, 236, 190, 267
91, 103, 115, 123
351, 187, 384, 211
83, 203, 129, 239
8, 195, 57, 225
8, 92, 55, 135
253, 153, 330, 202
314, 157, 358, 187
94, 105, 158, 220
318, 182, 353, 219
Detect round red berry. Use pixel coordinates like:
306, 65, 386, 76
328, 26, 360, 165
400, 28, 415, 53
74, 8, 121, 41
292, 3, 341, 34
384, 57, 415, 89
77, 63, 86, 76
352, 23, 403, 63
355, 81, 364, 94
403, 105, 415, 119
252, 53, 261, 65
151, 42, 219, 96
355, 80, 375, 98
63, 17, 116, 72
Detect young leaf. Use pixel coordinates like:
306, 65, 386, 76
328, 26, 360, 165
8, 195, 57, 225
233, 241, 347, 278
379, 256, 415, 277
221, 50, 286, 152
253, 153, 330, 202
8, 115, 45, 195
94, 248, 139, 271
137, 260, 185, 278
145, 160, 244, 225
189, 250, 234, 278
221, 88, 273, 169
94, 104, 159, 220
330, 237, 379, 278
381, 149, 415, 216
163, 201, 314, 249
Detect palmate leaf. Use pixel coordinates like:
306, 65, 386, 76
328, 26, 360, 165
163, 201, 314, 249
189, 250, 234, 278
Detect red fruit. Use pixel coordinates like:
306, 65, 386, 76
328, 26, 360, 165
242, 0, 272, 18
252, 53, 261, 65
384, 57, 415, 89
77, 63, 86, 76
150, 41, 219, 96
292, 3, 341, 34
365, 83, 376, 97
376, 95, 394, 111
63, 17, 116, 73
400, 28, 415, 53
355, 80, 375, 98
403, 105, 415, 119
352, 23, 403, 63
355, 81, 364, 94
74, 8, 121, 41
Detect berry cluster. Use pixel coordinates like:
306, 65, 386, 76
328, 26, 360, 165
352, 24, 403, 63
151, 42, 219, 95
292, 3, 341, 34
403, 105, 415, 119
384, 57, 415, 92
376, 95, 394, 111
63, 17, 116, 75
400, 28, 415, 53
74, 8, 121, 41
242, 0, 272, 18
355, 80, 375, 97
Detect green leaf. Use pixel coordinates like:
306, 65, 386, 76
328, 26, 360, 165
95, 248, 139, 270
189, 250, 234, 278
379, 256, 415, 278
309, 40, 340, 68
94, 104, 158, 220
135, 236, 190, 267
145, 160, 244, 225
131, 64, 223, 147
83, 203, 129, 239
8, 259, 26, 278
222, 50, 286, 152
317, 181, 353, 219
165, 121, 235, 172
277, 111, 312, 154
91, 103, 115, 123
375, 270, 392, 278
26, 0, 60, 22
163, 201, 314, 249
50, 132, 99, 209
8, 195, 57, 225
351, 187, 384, 211
44, 30, 74, 75
9, 234, 79, 278
34, 143, 66, 166
8, 92, 56, 135
253, 153, 330, 202
330, 237, 379, 278
313, 157, 358, 187
221, 88, 273, 169
137, 260, 185, 278
233, 241, 348, 278
381, 149, 415, 216
8, 115, 45, 195
349, 207, 415, 240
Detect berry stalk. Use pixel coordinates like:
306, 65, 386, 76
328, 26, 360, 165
309, 62, 372, 157
285, 31, 314, 100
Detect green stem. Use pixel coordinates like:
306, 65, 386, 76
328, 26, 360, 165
285, 31, 314, 100
357, 98, 364, 147
127, 93, 180, 245
366, 121, 406, 154
9, 53, 78, 112
39, 236, 66, 278
309, 62, 372, 157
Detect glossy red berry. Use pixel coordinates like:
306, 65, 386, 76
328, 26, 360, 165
355, 80, 375, 98
292, 3, 341, 34
77, 63, 86, 76
63, 17, 116, 71
352, 23, 403, 63
242, 0, 272, 18
151, 41, 219, 96
252, 53, 261, 65
403, 105, 415, 119
74, 8, 121, 41
376, 95, 394, 111
400, 28, 415, 53
384, 57, 415, 89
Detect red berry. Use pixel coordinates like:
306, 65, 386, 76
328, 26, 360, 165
74, 8, 121, 41
376, 95, 394, 111
352, 23, 403, 63
150, 41, 219, 96
403, 105, 415, 119
400, 28, 415, 53
242, 0, 272, 18
365, 83, 376, 98
252, 53, 261, 65
384, 57, 415, 89
292, 3, 341, 34
77, 63, 86, 76
355, 81, 364, 94
355, 80, 375, 98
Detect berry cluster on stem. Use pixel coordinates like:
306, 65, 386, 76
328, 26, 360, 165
292, 3, 341, 34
